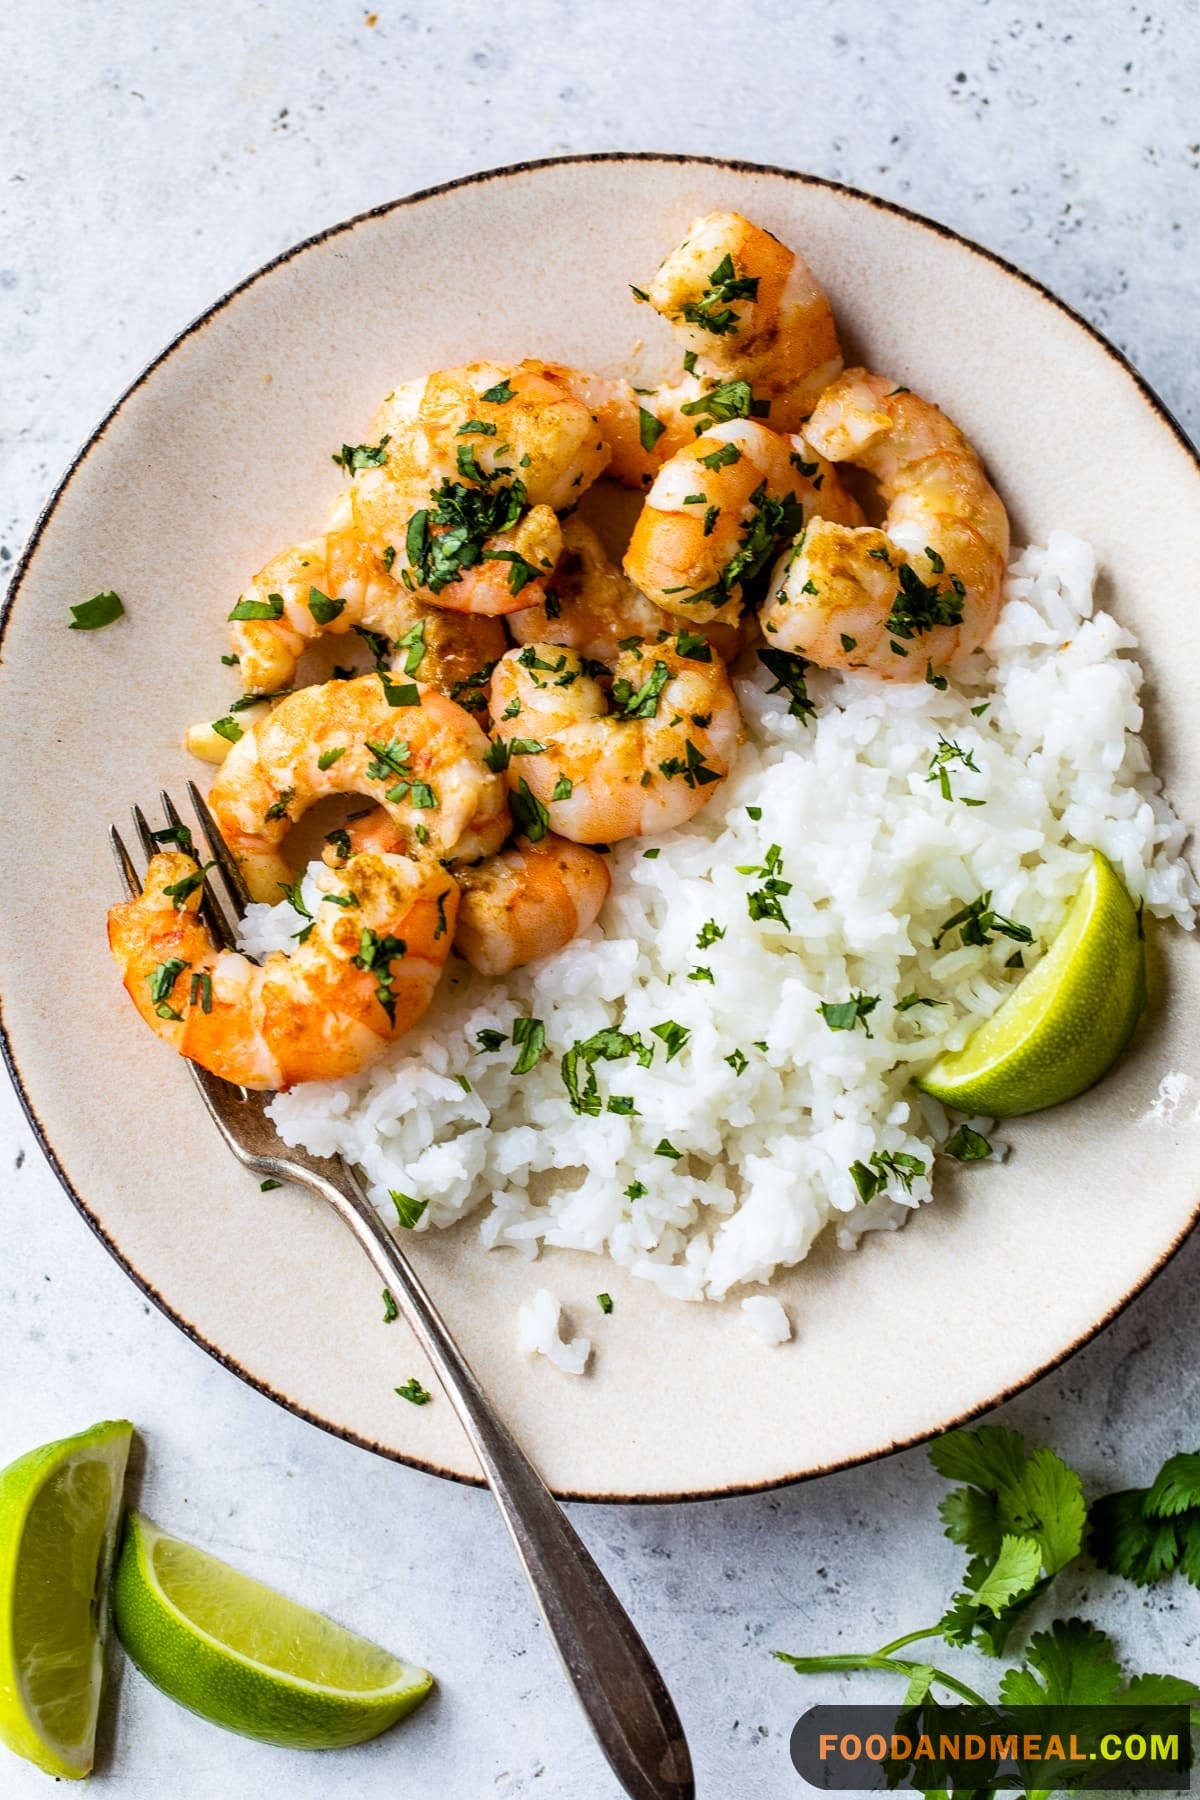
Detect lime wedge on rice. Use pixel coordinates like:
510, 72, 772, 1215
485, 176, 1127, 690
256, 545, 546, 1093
112, 1513, 433, 1748
917, 850, 1146, 1117
0, 1418, 133, 1779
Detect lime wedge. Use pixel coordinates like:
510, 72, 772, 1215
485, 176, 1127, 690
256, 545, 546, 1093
917, 851, 1147, 1117
0, 1418, 133, 1779
112, 1513, 433, 1748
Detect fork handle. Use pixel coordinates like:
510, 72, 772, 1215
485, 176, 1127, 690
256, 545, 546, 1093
299, 1158, 694, 1800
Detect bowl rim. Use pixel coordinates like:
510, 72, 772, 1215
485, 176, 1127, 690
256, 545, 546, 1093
3, 150, 1198, 1504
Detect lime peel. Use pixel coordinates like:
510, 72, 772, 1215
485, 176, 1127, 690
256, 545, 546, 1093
917, 850, 1146, 1118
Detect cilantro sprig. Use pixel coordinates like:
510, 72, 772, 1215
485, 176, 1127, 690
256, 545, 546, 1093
777, 1426, 1200, 1789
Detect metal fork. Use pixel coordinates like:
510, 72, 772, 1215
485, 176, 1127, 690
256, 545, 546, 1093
110, 785, 694, 1800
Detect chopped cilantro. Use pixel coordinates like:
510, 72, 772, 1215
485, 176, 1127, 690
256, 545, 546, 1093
395, 1377, 431, 1405
69, 590, 124, 630
680, 378, 754, 424
926, 734, 982, 801
511, 777, 550, 843
819, 993, 880, 1037
390, 1191, 429, 1229
679, 252, 760, 336
307, 587, 345, 625
933, 893, 1033, 951
651, 1020, 689, 1061
849, 1148, 929, 1203
395, 619, 427, 675
638, 407, 665, 453
758, 647, 815, 723
886, 559, 966, 642
738, 842, 792, 927
332, 435, 390, 471
161, 864, 213, 910
379, 672, 419, 707
613, 659, 671, 720
510, 1016, 546, 1075
561, 1027, 653, 1116
943, 1123, 994, 1162
353, 928, 407, 1021
228, 592, 283, 622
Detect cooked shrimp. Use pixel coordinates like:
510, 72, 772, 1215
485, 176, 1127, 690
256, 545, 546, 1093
207, 674, 509, 901
108, 848, 457, 1090
329, 809, 612, 976
348, 362, 610, 616
489, 639, 741, 844
227, 526, 507, 701
623, 419, 863, 628
641, 212, 843, 433
508, 517, 747, 664
760, 371, 1010, 679
546, 214, 842, 492
455, 836, 611, 976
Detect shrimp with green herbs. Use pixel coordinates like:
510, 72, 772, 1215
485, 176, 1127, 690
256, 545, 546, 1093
108, 848, 457, 1090
207, 674, 509, 901
553, 211, 844, 488
624, 419, 863, 628
760, 371, 1009, 678
488, 638, 742, 844
348, 361, 609, 616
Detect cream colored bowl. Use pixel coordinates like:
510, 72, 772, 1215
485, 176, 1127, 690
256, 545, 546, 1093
3, 155, 1198, 1500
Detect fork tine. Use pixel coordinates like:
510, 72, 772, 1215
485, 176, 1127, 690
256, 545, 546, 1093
131, 803, 157, 863
109, 825, 140, 900
187, 779, 252, 922
161, 789, 237, 950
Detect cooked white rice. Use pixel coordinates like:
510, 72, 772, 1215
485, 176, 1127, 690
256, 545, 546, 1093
740, 1296, 793, 1347
246, 533, 1197, 1316
516, 1287, 592, 1375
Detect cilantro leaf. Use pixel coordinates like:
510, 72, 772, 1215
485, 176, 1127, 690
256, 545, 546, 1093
561, 1028, 653, 1116
1090, 1488, 1182, 1585
1145, 1451, 1200, 1518
998, 1618, 1123, 1707
931, 1428, 1086, 1654
69, 590, 124, 630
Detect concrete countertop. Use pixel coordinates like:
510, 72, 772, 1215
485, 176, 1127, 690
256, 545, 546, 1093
2, 3, 1197, 1794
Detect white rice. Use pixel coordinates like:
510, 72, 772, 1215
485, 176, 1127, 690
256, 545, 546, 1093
516, 1287, 592, 1375
740, 1296, 793, 1347
247, 533, 1198, 1322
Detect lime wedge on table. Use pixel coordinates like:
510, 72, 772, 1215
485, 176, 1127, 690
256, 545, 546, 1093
112, 1513, 433, 1748
917, 851, 1146, 1117
0, 1418, 133, 1779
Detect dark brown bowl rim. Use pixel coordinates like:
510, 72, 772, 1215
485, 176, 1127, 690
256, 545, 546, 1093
3, 151, 1198, 1504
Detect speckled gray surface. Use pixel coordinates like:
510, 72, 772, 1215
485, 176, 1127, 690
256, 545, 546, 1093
2, 3, 1199, 1796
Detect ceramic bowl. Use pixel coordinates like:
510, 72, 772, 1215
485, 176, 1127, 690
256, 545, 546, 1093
3, 155, 1198, 1499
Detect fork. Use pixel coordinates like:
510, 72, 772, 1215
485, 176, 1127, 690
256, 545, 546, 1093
110, 785, 694, 1800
